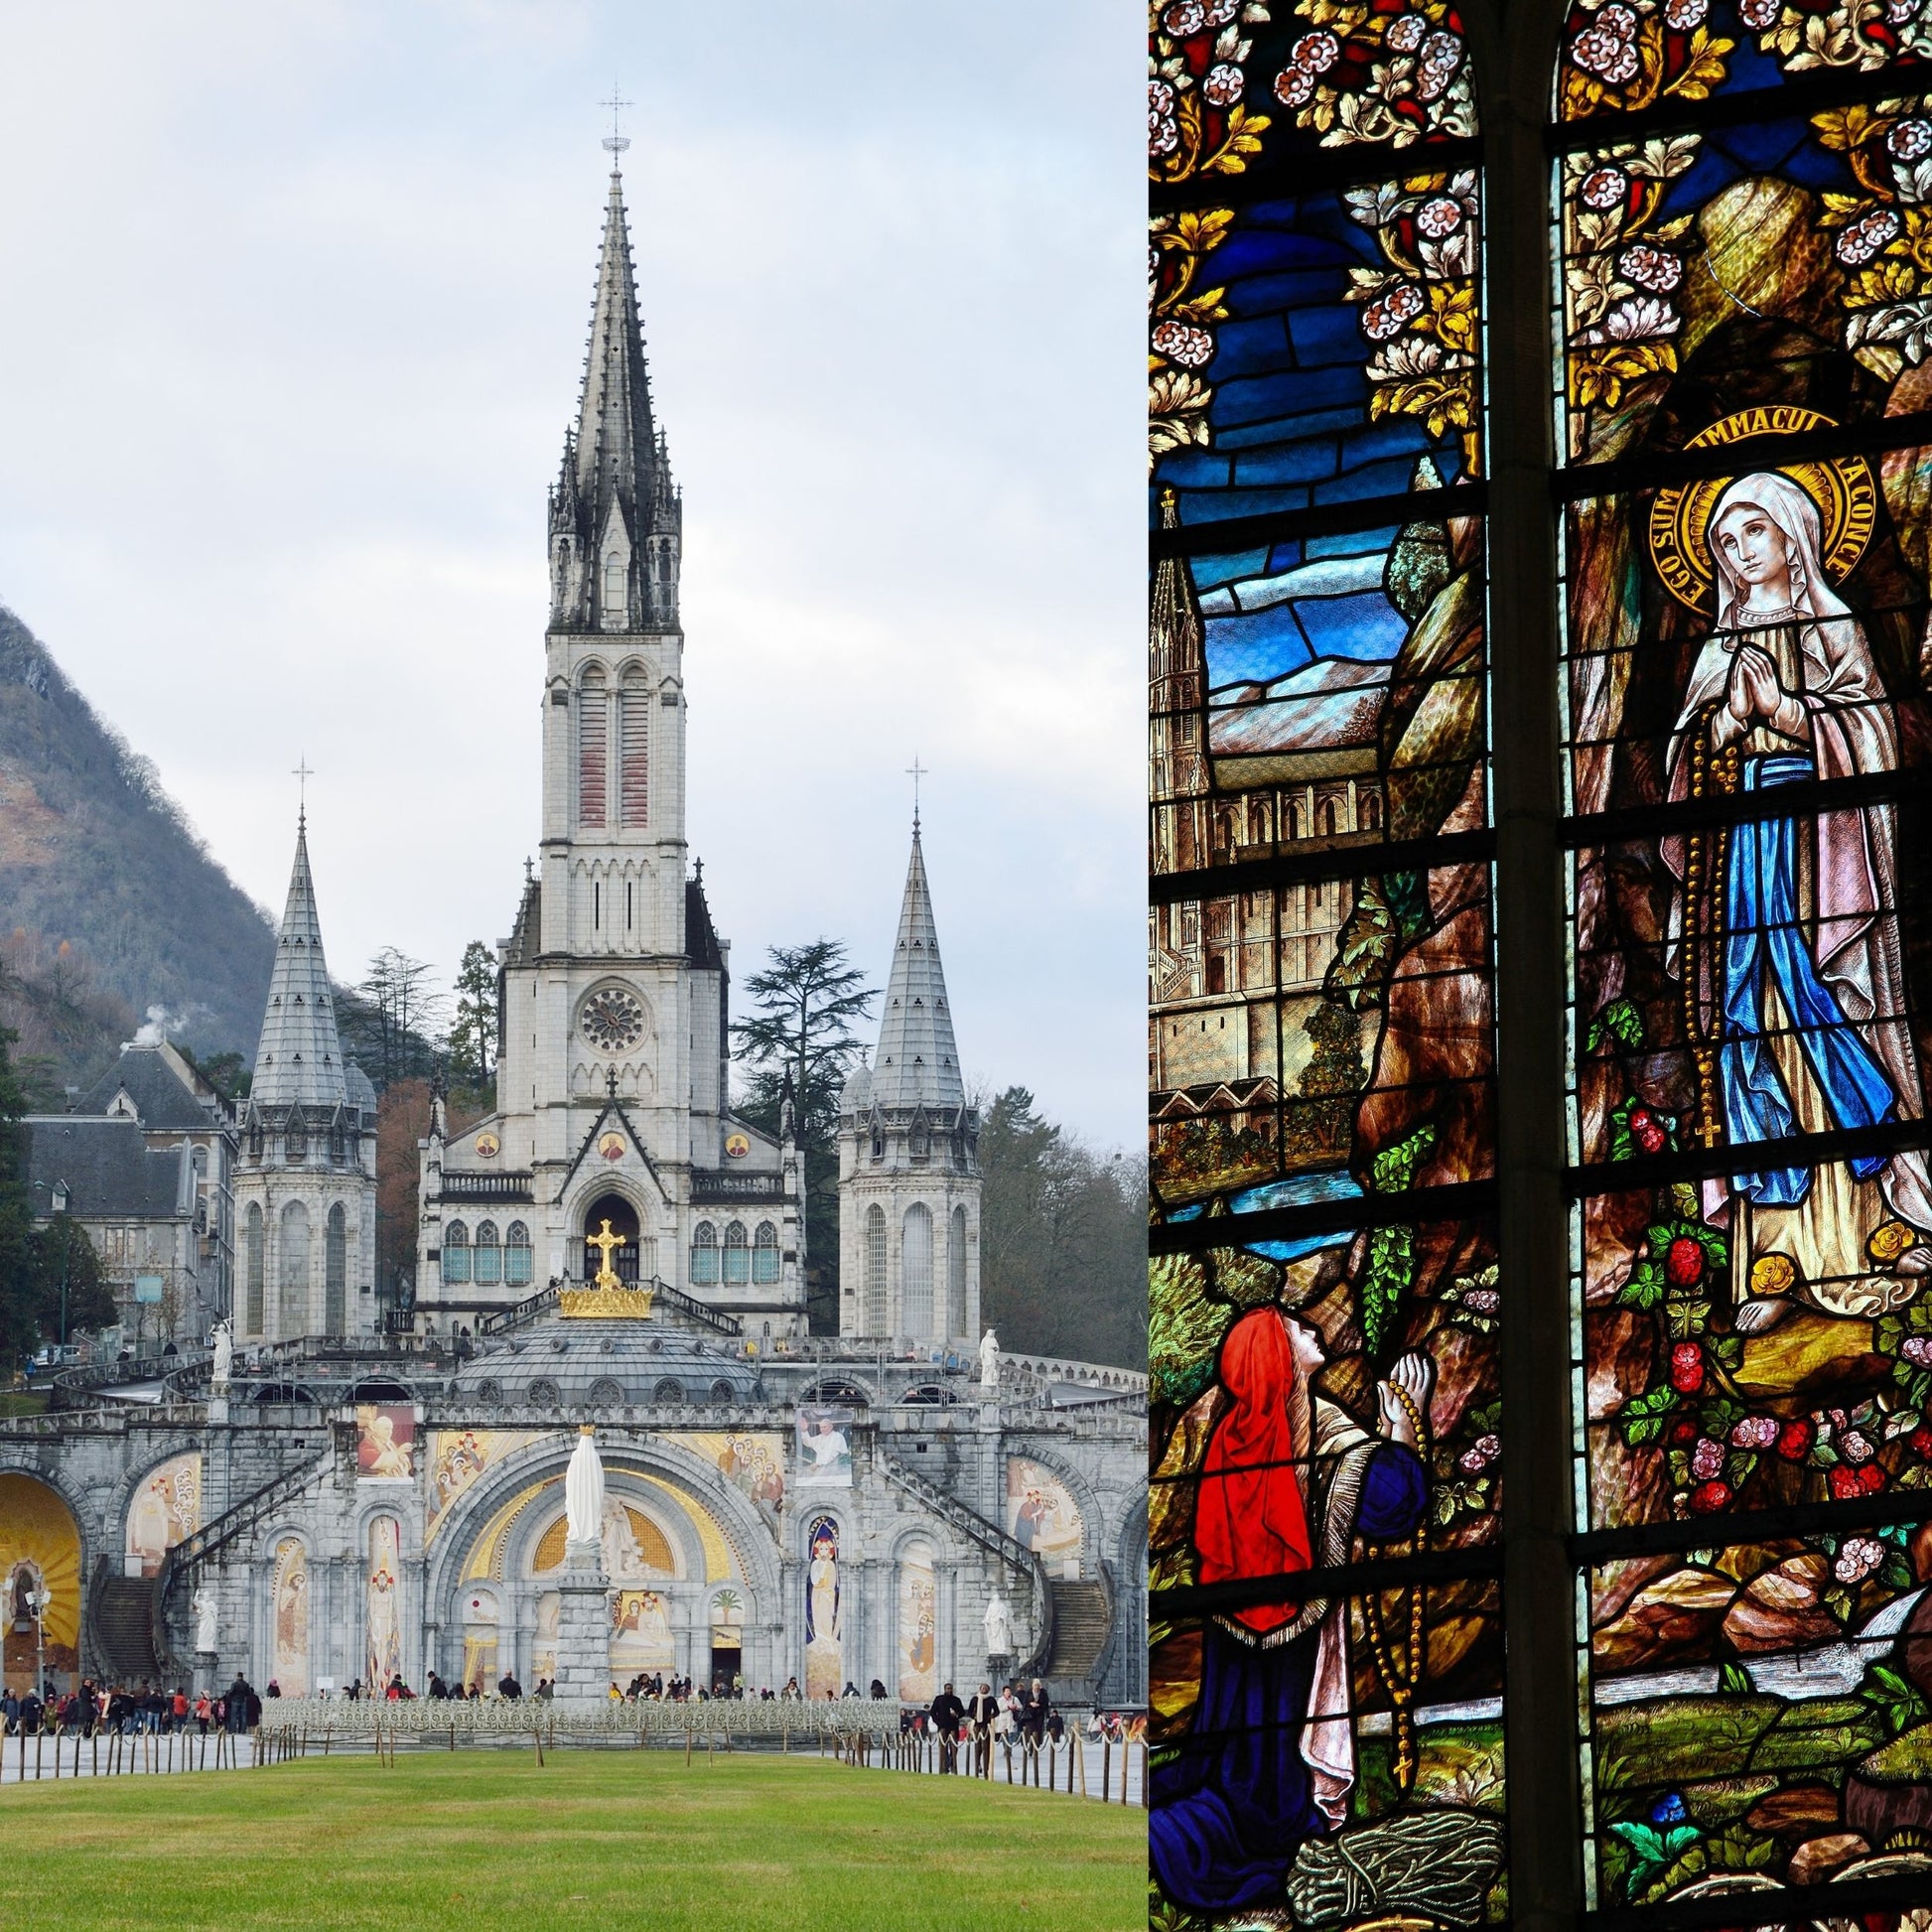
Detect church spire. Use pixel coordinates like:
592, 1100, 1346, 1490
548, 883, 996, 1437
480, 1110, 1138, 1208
869, 821, 965, 1112
249, 813, 348, 1110
549, 158, 680, 633
577, 166, 656, 515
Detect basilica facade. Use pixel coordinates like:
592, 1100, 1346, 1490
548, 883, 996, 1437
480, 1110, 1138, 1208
0, 158, 1146, 1717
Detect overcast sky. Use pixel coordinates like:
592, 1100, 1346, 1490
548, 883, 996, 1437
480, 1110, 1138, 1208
0, 3, 1141, 1148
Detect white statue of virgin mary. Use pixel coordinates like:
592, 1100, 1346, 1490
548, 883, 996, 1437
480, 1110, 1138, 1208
1664, 470, 1932, 1328
565, 1427, 606, 1551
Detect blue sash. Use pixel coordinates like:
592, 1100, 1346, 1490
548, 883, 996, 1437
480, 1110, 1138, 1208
1721, 755, 1896, 1204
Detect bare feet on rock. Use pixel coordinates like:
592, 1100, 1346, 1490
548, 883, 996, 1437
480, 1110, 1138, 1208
1732, 1297, 1794, 1335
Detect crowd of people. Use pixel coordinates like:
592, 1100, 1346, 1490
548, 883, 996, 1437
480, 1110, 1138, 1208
5, 1671, 1087, 1751
1, 1676, 264, 1736
895, 1678, 1056, 1772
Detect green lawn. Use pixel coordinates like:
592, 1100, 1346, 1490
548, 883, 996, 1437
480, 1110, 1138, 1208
0, 1750, 1145, 1929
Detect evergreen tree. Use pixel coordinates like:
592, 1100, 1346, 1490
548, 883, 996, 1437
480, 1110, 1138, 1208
338, 948, 446, 1092
731, 940, 876, 1332
26, 1216, 114, 1340
448, 941, 498, 1101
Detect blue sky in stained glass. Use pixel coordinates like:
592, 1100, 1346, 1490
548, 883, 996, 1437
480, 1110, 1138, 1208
1187, 530, 1412, 690
1154, 194, 1470, 532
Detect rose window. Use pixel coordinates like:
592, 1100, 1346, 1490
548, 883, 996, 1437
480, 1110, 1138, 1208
580, 987, 645, 1053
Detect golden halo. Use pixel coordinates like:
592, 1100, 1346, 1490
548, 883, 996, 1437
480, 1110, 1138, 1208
1647, 407, 1877, 612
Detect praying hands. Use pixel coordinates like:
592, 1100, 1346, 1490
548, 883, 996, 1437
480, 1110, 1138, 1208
1376, 1351, 1436, 1449
1715, 642, 1805, 746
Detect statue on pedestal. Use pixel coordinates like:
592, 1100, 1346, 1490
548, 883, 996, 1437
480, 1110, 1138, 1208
554, 1428, 614, 1707
566, 1426, 605, 1554
979, 1327, 1001, 1391
983, 1589, 1013, 1662
193, 1585, 217, 1654
209, 1320, 232, 1393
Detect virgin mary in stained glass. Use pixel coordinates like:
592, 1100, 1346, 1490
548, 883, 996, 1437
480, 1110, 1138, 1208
1663, 470, 1932, 1328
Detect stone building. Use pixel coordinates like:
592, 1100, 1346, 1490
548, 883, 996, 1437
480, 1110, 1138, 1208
836, 825, 981, 1344
22, 1040, 237, 1348
231, 818, 378, 1341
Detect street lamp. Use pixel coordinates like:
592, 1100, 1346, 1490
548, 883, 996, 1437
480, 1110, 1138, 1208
25, 1583, 51, 1701
50, 1179, 72, 1354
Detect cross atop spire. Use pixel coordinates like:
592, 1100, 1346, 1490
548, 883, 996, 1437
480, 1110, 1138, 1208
600, 85, 632, 159
292, 757, 314, 825
905, 757, 927, 835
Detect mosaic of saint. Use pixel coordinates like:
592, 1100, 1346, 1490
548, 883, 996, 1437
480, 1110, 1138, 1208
124, 1452, 201, 1579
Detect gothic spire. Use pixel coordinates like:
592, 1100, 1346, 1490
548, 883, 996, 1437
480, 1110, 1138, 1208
575, 166, 657, 519
549, 161, 680, 631
869, 822, 965, 1112
249, 814, 348, 1110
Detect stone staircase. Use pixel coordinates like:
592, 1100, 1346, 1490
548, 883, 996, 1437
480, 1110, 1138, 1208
1043, 1579, 1112, 1698
86, 1559, 164, 1683
877, 1452, 1054, 1678
152, 1450, 333, 1670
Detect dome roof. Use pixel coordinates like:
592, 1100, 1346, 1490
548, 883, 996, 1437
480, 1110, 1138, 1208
446, 1314, 763, 1412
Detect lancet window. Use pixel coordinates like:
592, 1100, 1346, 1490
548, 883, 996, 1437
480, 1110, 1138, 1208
504, 1221, 532, 1289
473, 1219, 501, 1287
722, 1220, 750, 1287
690, 1220, 719, 1286
578, 667, 608, 828
1554, 12, 1932, 1915
752, 1221, 780, 1286
1148, 4, 1502, 1921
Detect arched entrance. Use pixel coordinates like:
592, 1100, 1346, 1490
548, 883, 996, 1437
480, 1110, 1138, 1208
580, 1192, 641, 1284
1, 1473, 81, 1692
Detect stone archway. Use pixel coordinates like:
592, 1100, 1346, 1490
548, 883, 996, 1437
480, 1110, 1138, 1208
1, 1473, 82, 1691
428, 1436, 786, 1693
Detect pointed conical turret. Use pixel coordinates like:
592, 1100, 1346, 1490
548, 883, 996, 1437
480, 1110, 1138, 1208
250, 815, 348, 1109
869, 824, 965, 1112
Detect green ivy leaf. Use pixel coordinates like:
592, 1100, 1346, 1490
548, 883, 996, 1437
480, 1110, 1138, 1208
1619, 1259, 1666, 1311
1587, 997, 1645, 1052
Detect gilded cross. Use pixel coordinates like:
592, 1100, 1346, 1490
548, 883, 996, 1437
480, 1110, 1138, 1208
905, 757, 927, 832
586, 1217, 627, 1290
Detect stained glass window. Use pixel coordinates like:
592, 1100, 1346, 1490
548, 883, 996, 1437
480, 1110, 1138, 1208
1149, 3, 1506, 1923
1556, 5, 1932, 1917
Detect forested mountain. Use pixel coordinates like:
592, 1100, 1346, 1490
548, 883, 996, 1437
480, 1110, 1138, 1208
0, 607, 274, 1096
